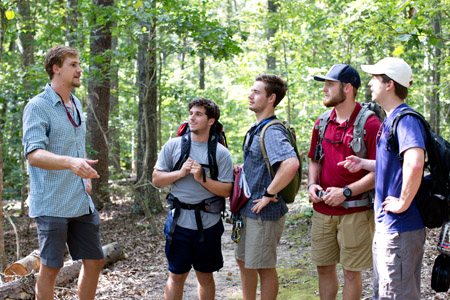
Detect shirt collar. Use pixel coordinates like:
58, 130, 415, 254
45, 83, 70, 107
329, 102, 362, 126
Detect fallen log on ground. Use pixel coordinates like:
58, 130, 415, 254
4, 250, 40, 281
0, 242, 125, 300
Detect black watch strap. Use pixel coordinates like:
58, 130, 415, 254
343, 186, 352, 200
263, 187, 275, 198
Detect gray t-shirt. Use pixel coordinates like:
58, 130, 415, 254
155, 137, 233, 229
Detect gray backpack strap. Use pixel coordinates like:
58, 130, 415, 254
349, 106, 374, 158
314, 110, 332, 161
315, 110, 332, 139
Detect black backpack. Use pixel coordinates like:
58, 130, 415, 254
387, 109, 450, 228
166, 121, 228, 244
171, 121, 227, 181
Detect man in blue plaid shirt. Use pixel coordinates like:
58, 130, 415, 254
22, 46, 104, 300
235, 74, 299, 300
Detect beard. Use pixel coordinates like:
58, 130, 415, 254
323, 87, 346, 107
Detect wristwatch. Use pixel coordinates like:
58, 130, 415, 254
343, 186, 352, 200
263, 187, 276, 198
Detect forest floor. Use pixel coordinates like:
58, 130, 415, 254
2, 188, 449, 299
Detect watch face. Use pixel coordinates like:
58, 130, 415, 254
343, 187, 352, 197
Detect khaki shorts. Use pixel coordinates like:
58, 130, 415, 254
235, 215, 285, 269
311, 209, 374, 271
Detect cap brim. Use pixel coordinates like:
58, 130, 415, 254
313, 75, 339, 82
361, 65, 383, 75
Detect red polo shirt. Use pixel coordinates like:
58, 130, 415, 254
307, 102, 381, 215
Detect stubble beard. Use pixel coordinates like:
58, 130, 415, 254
323, 88, 346, 108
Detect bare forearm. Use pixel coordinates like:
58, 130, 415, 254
198, 179, 232, 198
152, 169, 184, 187
308, 159, 321, 185
27, 149, 74, 170
347, 172, 375, 196
361, 159, 376, 172
266, 157, 299, 194
399, 149, 425, 208
27, 149, 99, 179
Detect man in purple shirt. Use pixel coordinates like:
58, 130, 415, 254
339, 57, 427, 299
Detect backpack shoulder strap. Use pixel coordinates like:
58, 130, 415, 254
387, 109, 429, 161
208, 131, 220, 180
312, 110, 332, 161
259, 119, 286, 179
315, 110, 332, 140
172, 133, 191, 171
349, 105, 375, 158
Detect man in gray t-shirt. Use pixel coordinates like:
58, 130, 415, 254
153, 98, 233, 300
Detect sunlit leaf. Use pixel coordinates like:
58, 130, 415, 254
5, 10, 15, 20
429, 37, 439, 45
134, 0, 143, 9
397, 34, 411, 41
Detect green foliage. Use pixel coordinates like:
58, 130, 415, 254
1, 0, 450, 200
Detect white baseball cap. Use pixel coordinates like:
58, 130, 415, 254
361, 57, 413, 88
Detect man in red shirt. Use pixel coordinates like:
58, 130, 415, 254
307, 64, 380, 300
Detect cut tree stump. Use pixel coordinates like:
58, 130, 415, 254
0, 242, 125, 300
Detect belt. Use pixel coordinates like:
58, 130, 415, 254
340, 198, 371, 209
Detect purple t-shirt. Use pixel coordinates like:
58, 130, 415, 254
375, 103, 427, 233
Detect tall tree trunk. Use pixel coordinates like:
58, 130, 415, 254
0, 128, 5, 271
87, 0, 113, 209
18, 0, 35, 216
180, 37, 186, 70
66, 0, 80, 48
199, 55, 205, 90
135, 17, 162, 215
364, 51, 374, 103
18, 0, 34, 69
109, 32, 121, 173
0, 4, 6, 272
0, 5, 6, 59
266, 0, 278, 72
430, 9, 441, 133
158, 52, 163, 150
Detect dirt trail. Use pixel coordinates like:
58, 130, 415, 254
181, 222, 243, 299
3, 197, 448, 299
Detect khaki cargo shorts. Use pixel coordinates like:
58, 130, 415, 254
311, 209, 374, 271
235, 215, 286, 269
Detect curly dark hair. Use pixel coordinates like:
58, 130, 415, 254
44, 46, 80, 80
188, 97, 220, 125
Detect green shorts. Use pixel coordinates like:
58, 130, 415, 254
235, 215, 285, 269
311, 209, 374, 271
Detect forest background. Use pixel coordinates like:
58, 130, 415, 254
0, 0, 449, 273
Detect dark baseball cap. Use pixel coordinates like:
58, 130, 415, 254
313, 64, 361, 89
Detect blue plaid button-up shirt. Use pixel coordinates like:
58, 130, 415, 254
22, 84, 94, 218
240, 119, 296, 221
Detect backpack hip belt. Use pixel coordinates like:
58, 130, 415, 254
166, 193, 225, 244
340, 197, 371, 209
